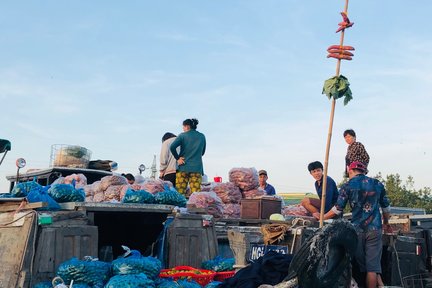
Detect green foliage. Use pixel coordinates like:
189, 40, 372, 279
375, 173, 432, 213
336, 173, 432, 213
322, 75, 353, 105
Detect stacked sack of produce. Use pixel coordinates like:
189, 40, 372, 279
140, 178, 173, 194
56, 256, 111, 287
282, 204, 310, 217
121, 188, 155, 204
228, 167, 265, 198
48, 183, 85, 203
154, 186, 187, 207
210, 182, 242, 219
107, 246, 161, 287
187, 192, 224, 218
83, 175, 128, 203
14, 181, 61, 210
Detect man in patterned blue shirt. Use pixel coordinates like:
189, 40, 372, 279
313, 161, 392, 288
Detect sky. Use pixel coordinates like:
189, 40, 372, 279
0, 0, 431, 194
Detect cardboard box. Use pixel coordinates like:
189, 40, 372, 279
240, 198, 282, 219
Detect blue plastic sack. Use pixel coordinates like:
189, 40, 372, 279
202, 256, 235, 272
27, 186, 60, 211
48, 183, 85, 203
104, 273, 155, 288
11, 181, 42, 197
154, 187, 186, 207
56, 257, 111, 287
122, 188, 155, 204
204, 282, 223, 288
176, 279, 202, 288
155, 278, 181, 288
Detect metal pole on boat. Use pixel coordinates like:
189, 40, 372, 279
319, 0, 351, 228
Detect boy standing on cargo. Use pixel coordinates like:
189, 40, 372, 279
301, 161, 338, 214
313, 161, 392, 288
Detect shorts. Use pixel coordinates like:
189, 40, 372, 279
354, 229, 383, 273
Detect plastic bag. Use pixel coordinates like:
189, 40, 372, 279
56, 257, 111, 287
188, 192, 224, 218
202, 256, 235, 272
122, 188, 155, 204
228, 167, 259, 191
154, 278, 181, 288
242, 188, 265, 199
27, 186, 60, 210
33, 282, 52, 288
282, 204, 310, 216
176, 279, 201, 288
48, 184, 85, 203
112, 247, 162, 279
104, 185, 123, 202
141, 178, 173, 194
154, 187, 187, 207
212, 182, 242, 204
64, 173, 87, 188
222, 203, 241, 219
99, 175, 128, 191
105, 273, 155, 288
11, 181, 42, 197
204, 281, 223, 288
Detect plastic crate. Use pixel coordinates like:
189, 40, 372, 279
159, 265, 216, 286
214, 271, 235, 282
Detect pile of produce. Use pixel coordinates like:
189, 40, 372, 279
105, 273, 155, 288
11, 181, 42, 197
202, 256, 235, 272
228, 167, 259, 191
154, 188, 187, 207
56, 257, 111, 287
187, 192, 224, 218
48, 183, 85, 203
111, 247, 162, 279
122, 188, 155, 204
211, 182, 242, 204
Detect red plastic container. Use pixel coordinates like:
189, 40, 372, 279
214, 271, 235, 282
159, 265, 216, 286
214, 176, 222, 183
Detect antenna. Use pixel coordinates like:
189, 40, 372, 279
150, 155, 157, 179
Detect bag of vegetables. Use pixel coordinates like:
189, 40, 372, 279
111, 246, 162, 279
56, 257, 111, 287
104, 273, 155, 288
48, 183, 85, 203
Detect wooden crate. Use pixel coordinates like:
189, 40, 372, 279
240, 198, 282, 219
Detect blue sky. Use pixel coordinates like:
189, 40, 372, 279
1, 1, 431, 193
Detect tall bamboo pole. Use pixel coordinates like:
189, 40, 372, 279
319, 0, 350, 228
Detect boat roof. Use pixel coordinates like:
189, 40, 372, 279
6, 166, 113, 182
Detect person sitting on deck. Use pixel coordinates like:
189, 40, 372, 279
301, 161, 338, 215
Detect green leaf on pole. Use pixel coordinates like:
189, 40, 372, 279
322, 75, 353, 105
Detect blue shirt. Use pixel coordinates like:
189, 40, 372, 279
332, 174, 391, 232
264, 183, 276, 195
315, 176, 339, 213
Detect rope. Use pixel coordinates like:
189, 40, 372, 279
388, 235, 404, 287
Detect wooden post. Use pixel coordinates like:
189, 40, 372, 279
319, 0, 350, 228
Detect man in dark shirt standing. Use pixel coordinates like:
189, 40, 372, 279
258, 170, 276, 195
301, 161, 339, 214
314, 161, 392, 288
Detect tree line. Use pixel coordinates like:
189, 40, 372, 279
375, 173, 432, 214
